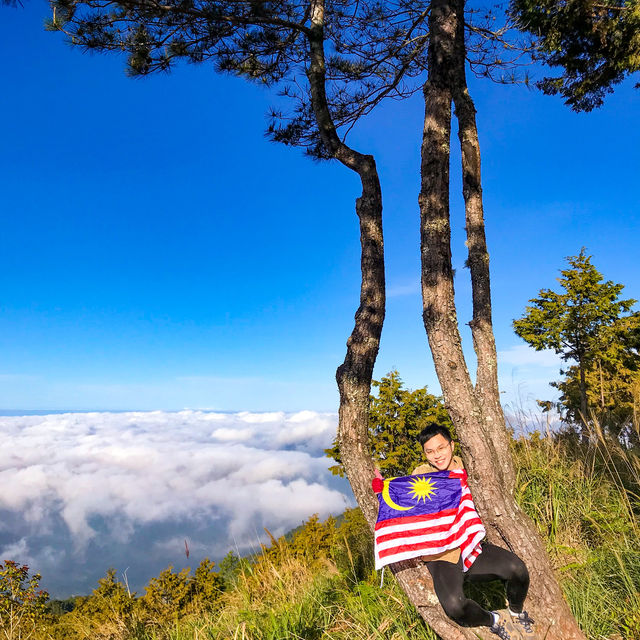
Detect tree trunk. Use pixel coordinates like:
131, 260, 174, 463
415, 0, 586, 637
307, 6, 495, 637
449, 6, 514, 491
579, 361, 589, 433
306, 0, 384, 525
598, 359, 605, 410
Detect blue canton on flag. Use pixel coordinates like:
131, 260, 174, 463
373, 469, 485, 571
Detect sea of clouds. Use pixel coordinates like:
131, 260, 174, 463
0, 410, 352, 597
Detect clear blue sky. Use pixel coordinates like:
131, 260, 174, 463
1, 2, 639, 412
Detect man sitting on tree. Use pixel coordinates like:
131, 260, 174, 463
372, 424, 536, 640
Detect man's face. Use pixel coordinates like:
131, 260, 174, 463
423, 434, 454, 470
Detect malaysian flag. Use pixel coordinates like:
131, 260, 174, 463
373, 469, 485, 570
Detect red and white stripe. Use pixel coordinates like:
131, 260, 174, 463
374, 469, 486, 571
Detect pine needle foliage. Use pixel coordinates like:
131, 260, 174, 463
510, 0, 640, 110
48, 0, 433, 159
325, 370, 454, 478
47, 0, 531, 159
514, 249, 640, 438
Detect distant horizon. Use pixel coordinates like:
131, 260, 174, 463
0, 407, 337, 416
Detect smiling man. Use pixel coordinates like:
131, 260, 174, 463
412, 424, 536, 640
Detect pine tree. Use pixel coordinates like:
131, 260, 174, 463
326, 371, 453, 477
514, 249, 639, 434
510, 0, 640, 111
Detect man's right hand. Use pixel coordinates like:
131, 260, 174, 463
372, 467, 384, 493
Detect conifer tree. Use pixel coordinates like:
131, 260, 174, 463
513, 248, 640, 430
514, 250, 640, 437
510, 0, 640, 111
326, 371, 453, 478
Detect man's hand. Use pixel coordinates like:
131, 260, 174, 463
372, 467, 384, 493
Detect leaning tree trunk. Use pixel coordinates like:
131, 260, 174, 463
306, 0, 383, 525
415, 0, 586, 637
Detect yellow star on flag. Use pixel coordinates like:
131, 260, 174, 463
408, 477, 437, 502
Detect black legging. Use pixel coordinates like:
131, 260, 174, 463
426, 543, 530, 627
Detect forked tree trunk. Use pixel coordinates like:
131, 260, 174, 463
417, 0, 586, 637
450, 10, 514, 491
308, 4, 514, 637
308, 0, 584, 637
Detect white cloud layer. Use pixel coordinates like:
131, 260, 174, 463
0, 410, 351, 596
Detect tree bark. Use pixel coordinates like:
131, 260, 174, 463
579, 361, 589, 432
307, 7, 493, 637
419, 0, 499, 516
598, 359, 605, 410
307, 5, 505, 637
416, 0, 587, 637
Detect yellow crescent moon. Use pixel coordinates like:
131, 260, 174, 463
382, 478, 412, 511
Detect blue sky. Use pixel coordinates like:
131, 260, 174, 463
1, 2, 639, 412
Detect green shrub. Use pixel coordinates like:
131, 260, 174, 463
0, 561, 49, 640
